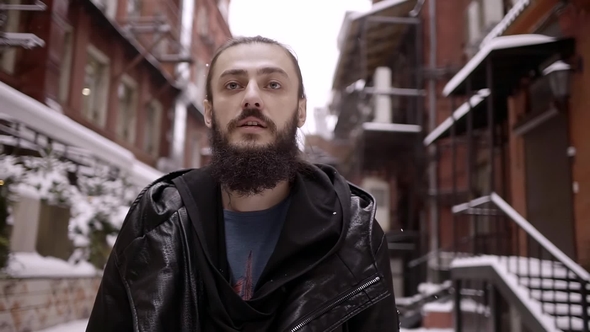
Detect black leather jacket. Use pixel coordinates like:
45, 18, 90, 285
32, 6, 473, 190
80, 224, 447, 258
86, 166, 399, 332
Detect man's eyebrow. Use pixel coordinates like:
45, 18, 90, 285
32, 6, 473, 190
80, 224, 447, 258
219, 68, 248, 78
257, 67, 289, 78
219, 67, 289, 79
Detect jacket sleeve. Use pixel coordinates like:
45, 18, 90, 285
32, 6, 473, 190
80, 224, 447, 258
346, 219, 400, 332
85, 184, 154, 331
85, 250, 134, 331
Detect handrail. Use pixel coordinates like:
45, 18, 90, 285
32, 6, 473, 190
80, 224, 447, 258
453, 192, 590, 282
489, 192, 590, 282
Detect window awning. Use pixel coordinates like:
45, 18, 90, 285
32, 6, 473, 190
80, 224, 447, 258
443, 35, 575, 97
332, 0, 417, 90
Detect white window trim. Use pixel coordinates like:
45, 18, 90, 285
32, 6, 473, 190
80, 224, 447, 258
118, 74, 139, 144
1, 0, 22, 74
197, 8, 209, 36
85, 45, 111, 128
145, 99, 163, 157
59, 25, 74, 106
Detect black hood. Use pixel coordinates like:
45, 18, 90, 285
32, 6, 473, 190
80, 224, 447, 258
176, 163, 357, 331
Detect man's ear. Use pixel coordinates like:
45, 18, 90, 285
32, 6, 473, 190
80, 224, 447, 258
204, 99, 213, 129
297, 98, 307, 128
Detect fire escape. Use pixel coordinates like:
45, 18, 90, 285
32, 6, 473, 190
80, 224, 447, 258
109, 0, 193, 84
0, 0, 46, 49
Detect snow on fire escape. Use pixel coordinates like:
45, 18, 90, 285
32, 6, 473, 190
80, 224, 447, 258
0, 0, 46, 49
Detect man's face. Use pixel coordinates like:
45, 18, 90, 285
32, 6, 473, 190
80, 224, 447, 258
204, 43, 306, 147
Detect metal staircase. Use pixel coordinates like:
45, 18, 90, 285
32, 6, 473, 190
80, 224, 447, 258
450, 193, 589, 332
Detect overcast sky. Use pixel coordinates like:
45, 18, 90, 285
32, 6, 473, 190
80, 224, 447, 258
227, 0, 371, 135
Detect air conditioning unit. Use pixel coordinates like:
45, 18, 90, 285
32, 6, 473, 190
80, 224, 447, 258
372, 66, 392, 123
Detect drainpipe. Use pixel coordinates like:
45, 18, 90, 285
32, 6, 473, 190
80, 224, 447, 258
166, 0, 195, 171
427, 0, 439, 283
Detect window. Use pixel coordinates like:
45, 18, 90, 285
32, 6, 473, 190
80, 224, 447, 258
82, 46, 110, 128
127, 0, 142, 17
117, 76, 138, 144
191, 135, 201, 168
197, 7, 209, 36
217, 0, 230, 22
1, 0, 21, 74
144, 100, 163, 157
154, 35, 169, 57
59, 28, 74, 105
465, 0, 506, 55
194, 60, 207, 101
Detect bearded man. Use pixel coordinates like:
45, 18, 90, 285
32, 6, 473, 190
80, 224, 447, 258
86, 36, 399, 332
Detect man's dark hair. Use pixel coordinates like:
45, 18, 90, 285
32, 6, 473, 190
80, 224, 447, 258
205, 36, 306, 103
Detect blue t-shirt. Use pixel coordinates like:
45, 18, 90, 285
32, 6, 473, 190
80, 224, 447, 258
223, 197, 291, 300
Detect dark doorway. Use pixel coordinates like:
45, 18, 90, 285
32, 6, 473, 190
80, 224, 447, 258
523, 111, 576, 259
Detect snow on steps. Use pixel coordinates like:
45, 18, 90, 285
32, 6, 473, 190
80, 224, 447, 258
452, 255, 590, 332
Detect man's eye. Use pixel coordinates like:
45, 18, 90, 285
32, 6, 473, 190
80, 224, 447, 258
225, 82, 240, 90
268, 82, 281, 89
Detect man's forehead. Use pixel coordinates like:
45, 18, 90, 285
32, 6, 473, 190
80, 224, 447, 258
213, 43, 296, 77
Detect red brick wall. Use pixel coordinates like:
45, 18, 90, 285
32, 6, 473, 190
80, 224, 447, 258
498, 1, 590, 266
3, 0, 178, 169
562, 5, 590, 268
507, 92, 529, 256
422, 0, 473, 251
183, 112, 210, 169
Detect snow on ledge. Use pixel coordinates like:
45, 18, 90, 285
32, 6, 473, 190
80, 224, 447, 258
3, 252, 100, 278
479, 0, 532, 47
451, 256, 560, 332
0, 82, 163, 187
424, 298, 489, 315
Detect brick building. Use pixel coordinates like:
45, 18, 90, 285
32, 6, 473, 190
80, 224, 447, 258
321, 0, 590, 330
183, 0, 232, 170
0, 0, 231, 185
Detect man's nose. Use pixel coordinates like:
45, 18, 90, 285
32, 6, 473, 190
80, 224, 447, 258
242, 82, 264, 109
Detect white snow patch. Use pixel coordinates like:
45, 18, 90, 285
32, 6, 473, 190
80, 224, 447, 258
35, 319, 88, 332
424, 298, 490, 315
418, 281, 453, 296
4, 252, 99, 278
479, 0, 532, 47
396, 281, 452, 307
0, 83, 163, 188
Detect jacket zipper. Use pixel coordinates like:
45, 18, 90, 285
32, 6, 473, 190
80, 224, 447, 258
289, 275, 382, 332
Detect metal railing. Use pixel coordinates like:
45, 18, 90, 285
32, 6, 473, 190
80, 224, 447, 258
453, 192, 589, 332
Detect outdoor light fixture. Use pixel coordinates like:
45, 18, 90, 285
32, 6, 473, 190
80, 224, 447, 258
543, 60, 572, 100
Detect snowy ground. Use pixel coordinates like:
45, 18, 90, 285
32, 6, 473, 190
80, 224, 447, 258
36, 320, 88, 332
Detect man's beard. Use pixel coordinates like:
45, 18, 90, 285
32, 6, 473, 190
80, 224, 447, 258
209, 107, 303, 196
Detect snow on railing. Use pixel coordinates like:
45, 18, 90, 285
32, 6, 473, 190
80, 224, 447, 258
452, 192, 590, 332
489, 193, 590, 282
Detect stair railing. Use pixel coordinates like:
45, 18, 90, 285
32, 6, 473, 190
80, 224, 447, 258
453, 192, 589, 332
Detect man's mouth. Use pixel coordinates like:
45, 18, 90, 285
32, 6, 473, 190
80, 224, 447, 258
238, 117, 268, 128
